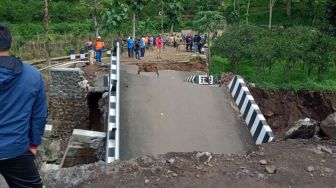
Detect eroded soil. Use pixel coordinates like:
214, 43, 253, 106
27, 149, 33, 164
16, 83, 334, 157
250, 88, 336, 137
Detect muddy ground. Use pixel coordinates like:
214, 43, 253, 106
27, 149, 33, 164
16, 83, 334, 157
42, 139, 336, 188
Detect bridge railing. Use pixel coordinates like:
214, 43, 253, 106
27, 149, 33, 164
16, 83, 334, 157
106, 43, 120, 163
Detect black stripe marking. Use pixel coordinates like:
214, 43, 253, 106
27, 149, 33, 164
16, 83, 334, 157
110, 102, 116, 109
111, 69, 117, 74
110, 116, 116, 123
229, 76, 238, 93
108, 148, 115, 157
242, 101, 252, 120
109, 128, 116, 140
112, 80, 117, 91
253, 122, 263, 141
233, 84, 242, 101
262, 132, 270, 143
248, 111, 258, 129
238, 92, 247, 109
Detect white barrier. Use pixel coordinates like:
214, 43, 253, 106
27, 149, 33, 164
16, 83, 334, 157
106, 43, 120, 163
228, 75, 274, 144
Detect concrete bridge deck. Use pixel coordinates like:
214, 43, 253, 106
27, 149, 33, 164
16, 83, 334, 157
120, 65, 254, 160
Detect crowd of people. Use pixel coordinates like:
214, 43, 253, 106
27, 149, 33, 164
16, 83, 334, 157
125, 33, 208, 62
85, 32, 209, 64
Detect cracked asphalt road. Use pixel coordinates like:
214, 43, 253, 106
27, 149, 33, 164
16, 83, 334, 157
120, 65, 254, 160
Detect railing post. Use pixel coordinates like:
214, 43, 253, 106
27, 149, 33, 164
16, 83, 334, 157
106, 42, 120, 163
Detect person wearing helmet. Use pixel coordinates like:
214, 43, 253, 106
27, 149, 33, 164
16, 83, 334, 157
95, 36, 105, 63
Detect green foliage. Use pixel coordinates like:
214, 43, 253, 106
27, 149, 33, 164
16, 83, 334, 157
101, 0, 129, 32
0, 0, 43, 23
125, 0, 152, 12
210, 55, 336, 91
137, 18, 161, 35
194, 0, 223, 11
212, 25, 336, 88
193, 11, 225, 33
49, 1, 90, 22
212, 25, 261, 73
165, 0, 184, 30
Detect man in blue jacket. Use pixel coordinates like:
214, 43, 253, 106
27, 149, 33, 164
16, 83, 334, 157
127, 37, 134, 58
0, 23, 47, 187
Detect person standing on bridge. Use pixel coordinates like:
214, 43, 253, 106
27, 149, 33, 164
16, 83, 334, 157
134, 37, 141, 62
127, 37, 135, 58
0, 23, 47, 188
156, 35, 163, 59
86, 38, 94, 64
95, 36, 105, 63
140, 36, 146, 57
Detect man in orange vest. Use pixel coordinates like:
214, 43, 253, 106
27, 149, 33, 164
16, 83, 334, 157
95, 36, 105, 63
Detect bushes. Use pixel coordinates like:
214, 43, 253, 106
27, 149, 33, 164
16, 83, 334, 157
212, 25, 336, 83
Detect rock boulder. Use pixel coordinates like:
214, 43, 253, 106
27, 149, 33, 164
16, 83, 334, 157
285, 118, 318, 139
320, 113, 336, 139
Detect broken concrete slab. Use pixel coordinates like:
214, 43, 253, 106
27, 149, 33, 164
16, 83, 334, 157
72, 129, 106, 143
60, 129, 106, 168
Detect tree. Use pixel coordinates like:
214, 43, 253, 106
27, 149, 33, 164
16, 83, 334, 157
80, 0, 105, 37
195, 0, 222, 11
125, 0, 151, 39
213, 25, 262, 73
101, 0, 129, 34
249, 29, 277, 76
245, 0, 251, 24
305, 32, 336, 80
269, 0, 277, 29
165, 0, 183, 32
194, 11, 226, 67
287, 0, 292, 17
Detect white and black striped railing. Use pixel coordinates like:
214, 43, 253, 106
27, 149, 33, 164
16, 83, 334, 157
228, 75, 274, 144
106, 43, 120, 163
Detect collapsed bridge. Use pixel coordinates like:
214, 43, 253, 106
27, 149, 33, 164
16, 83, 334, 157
43, 44, 273, 169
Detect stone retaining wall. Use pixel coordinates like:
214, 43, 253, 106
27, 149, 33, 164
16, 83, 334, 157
48, 68, 90, 138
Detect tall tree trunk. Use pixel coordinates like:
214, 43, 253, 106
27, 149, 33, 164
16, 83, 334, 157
237, 0, 240, 13
132, 13, 136, 40
287, 0, 292, 17
93, 0, 99, 37
44, 0, 50, 68
171, 24, 174, 33
269, 0, 273, 29
246, 0, 251, 24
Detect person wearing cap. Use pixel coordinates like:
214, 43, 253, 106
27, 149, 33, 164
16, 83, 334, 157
0, 23, 47, 187
95, 36, 105, 63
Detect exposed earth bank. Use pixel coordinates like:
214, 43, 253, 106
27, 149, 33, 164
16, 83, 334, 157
250, 88, 336, 137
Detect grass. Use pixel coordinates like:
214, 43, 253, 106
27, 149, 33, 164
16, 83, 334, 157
210, 55, 336, 92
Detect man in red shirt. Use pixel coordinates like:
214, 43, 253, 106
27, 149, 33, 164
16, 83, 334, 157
156, 35, 163, 59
